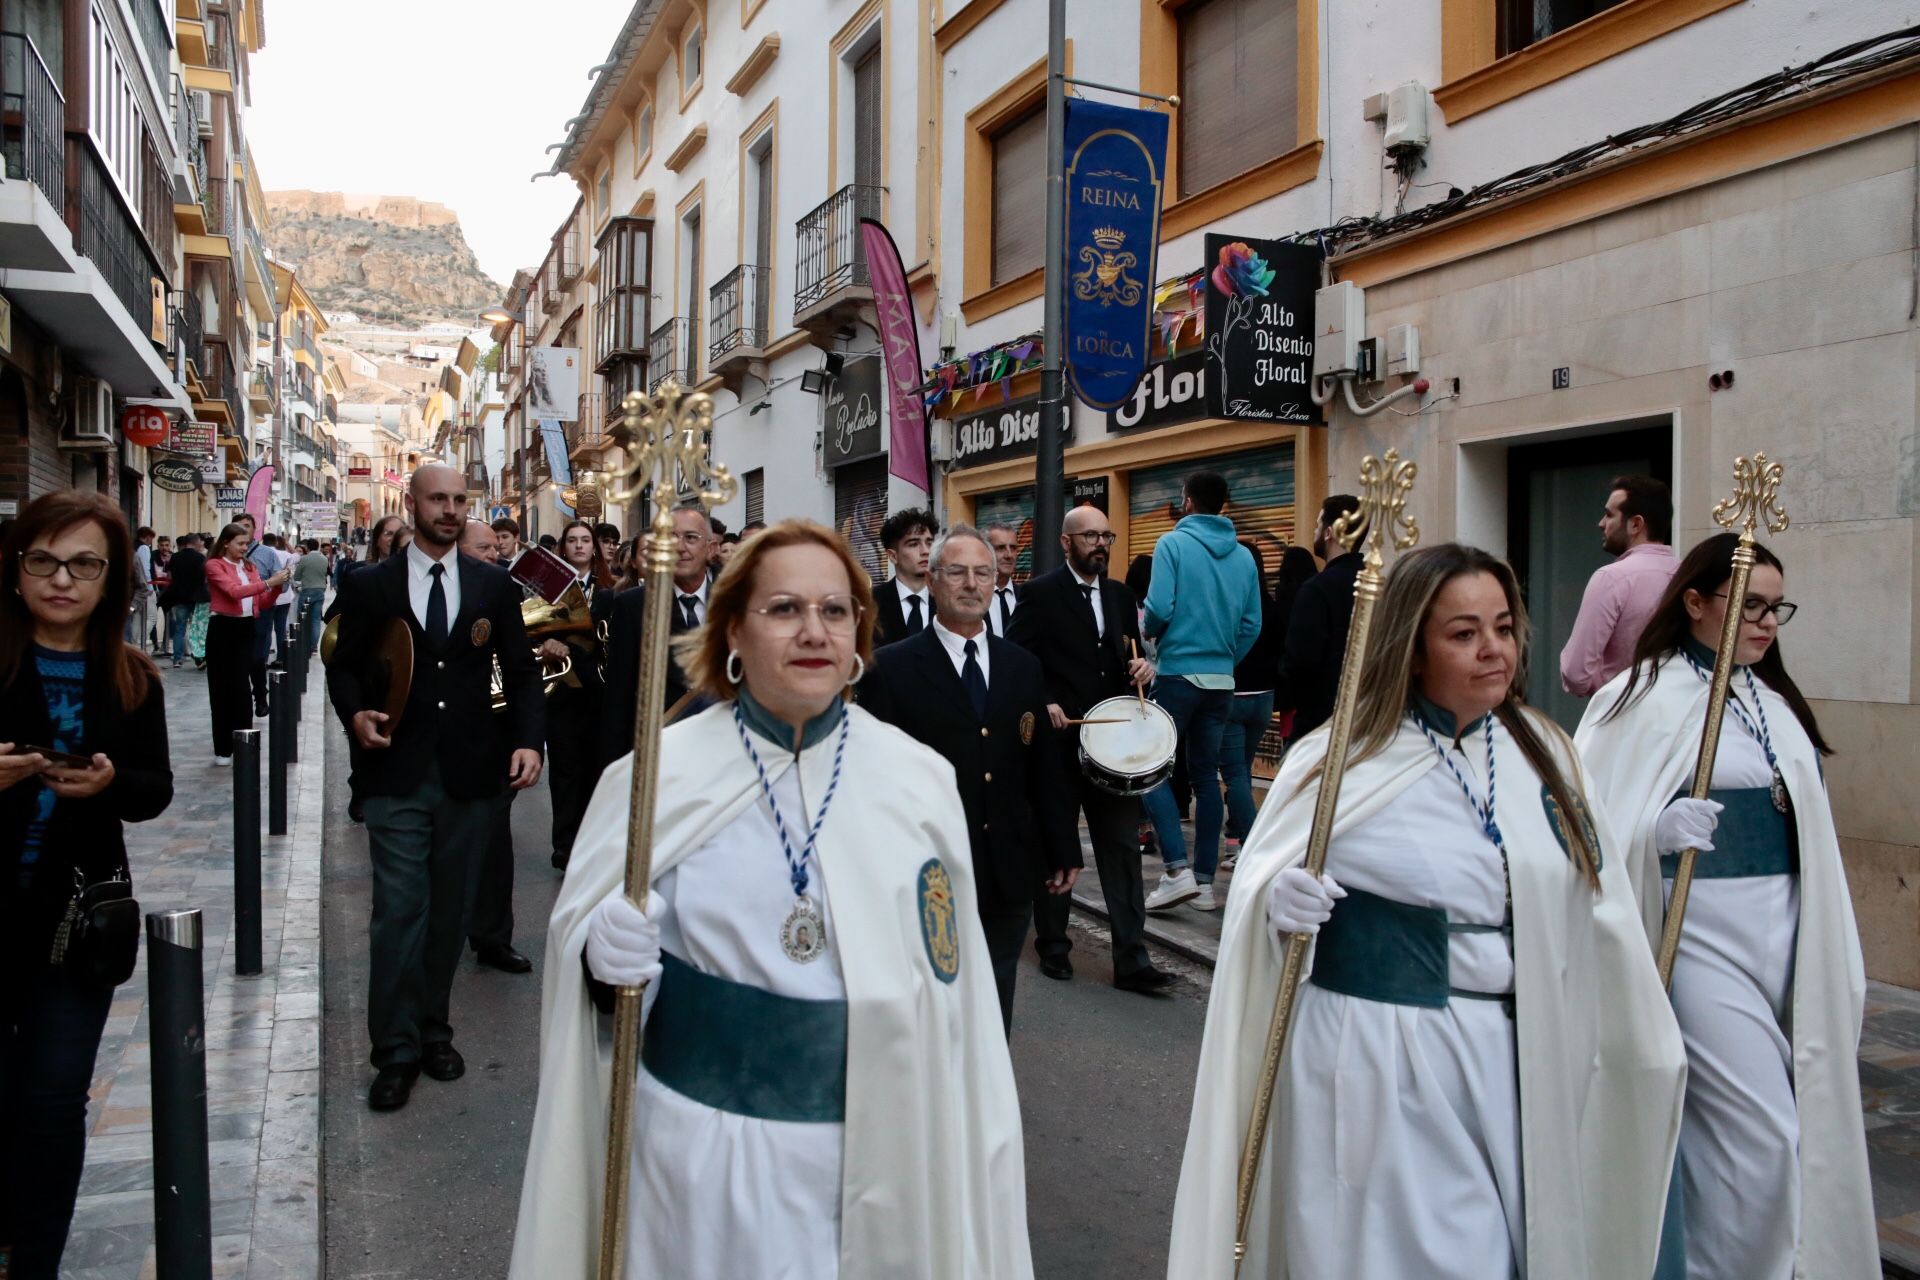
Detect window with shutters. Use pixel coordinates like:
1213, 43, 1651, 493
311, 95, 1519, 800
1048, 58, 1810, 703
852, 43, 881, 190
990, 108, 1044, 288
681, 24, 705, 107
744, 469, 765, 527
1496, 0, 1626, 55
633, 101, 654, 173
1177, 0, 1298, 200
595, 166, 612, 226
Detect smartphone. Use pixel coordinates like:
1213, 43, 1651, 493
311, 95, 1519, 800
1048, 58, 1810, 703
8, 744, 95, 769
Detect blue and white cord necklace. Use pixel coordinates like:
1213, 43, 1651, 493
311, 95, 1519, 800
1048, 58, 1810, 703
1683, 650, 1789, 814
1417, 713, 1512, 915
733, 701, 850, 963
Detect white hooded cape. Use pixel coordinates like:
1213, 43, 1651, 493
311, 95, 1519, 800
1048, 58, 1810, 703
1576, 661, 1877, 1277
508, 702, 1034, 1280
1167, 710, 1685, 1279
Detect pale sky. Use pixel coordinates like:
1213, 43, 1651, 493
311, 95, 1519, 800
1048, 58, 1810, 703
248, 0, 631, 290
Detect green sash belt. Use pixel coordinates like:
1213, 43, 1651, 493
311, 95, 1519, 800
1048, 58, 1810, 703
641, 951, 849, 1124
1307, 886, 1512, 1010
1659, 786, 1797, 880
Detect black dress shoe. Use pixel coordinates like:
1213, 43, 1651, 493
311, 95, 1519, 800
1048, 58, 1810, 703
422, 1042, 465, 1082
550, 849, 570, 871
1039, 955, 1073, 981
1115, 965, 1176, 994
475, 944, 533, 974
368, 1063, 420, 1111
348, 797, 365, 824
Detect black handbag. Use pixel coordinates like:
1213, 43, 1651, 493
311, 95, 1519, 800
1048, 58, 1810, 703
49, 867, 141, 987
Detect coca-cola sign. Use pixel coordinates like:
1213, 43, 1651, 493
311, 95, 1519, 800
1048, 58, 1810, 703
1104, 351, 1208, 434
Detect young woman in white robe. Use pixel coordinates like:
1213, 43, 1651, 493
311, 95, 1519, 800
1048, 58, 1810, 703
508, 520, 1034, 1280
1575, 533, 1877, 1280
1167, 543, 1685, 1280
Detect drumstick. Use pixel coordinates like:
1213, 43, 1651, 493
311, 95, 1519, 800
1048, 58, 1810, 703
1064, 717, 1129, 726
1128, 638, 1146, 709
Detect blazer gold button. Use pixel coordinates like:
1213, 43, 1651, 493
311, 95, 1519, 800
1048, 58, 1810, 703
437, 661, 445, 670
437, 700, 446, 709
980, 727, 989, 737
983, 772, 992, 783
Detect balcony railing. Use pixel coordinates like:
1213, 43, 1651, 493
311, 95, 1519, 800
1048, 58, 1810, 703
129, 0, 172, 88
569, 392, 606, 454
710, 264, 771, 362
169, 75, 206, 204
1, 33, 66, 218
172, 289, 204, 377
648, 318, 690, 391
795, 183, 883, 313
77, 146, 169, 337
201, 337, 240, 422
203, 175, 232, 235
249, 365, 276, 410
202, 12, 234, 72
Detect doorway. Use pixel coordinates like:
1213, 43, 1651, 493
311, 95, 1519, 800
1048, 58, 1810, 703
1506, 422, 1672, 732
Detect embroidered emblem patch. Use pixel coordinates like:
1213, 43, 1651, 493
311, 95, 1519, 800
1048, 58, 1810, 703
1542, 783, 1603, 870
470, 618, 491, 647
1019, 711, 1035, 745
917, 859, 960, 984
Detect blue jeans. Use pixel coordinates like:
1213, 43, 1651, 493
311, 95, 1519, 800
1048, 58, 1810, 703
298, 589, 325, 654
168, 603, 194, 664
1220, 690, 1276, 843
0, 963, 115, 1278
1141, 678, 1232, 883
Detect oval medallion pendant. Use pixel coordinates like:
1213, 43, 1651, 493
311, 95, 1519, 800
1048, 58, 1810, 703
1771, 766, 1790, 815
781, 896, 827, 964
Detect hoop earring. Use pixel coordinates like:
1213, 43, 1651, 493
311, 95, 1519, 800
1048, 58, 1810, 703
848, 654, 866, 686
726, 650, 744, 685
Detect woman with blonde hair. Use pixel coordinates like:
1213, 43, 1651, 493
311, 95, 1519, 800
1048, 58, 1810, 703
1168, 543, 1684, 1279
511, 519, 1033, 1280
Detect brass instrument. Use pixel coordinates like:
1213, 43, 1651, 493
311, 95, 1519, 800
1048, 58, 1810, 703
598, 381, 735, 1278
489, 582, 595, 712
1655, 453, 1789, 988
1233, 451, 1419, 1271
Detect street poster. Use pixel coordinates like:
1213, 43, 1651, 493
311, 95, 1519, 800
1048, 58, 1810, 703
1201, 235, 1321, 424
525, 347, 581, 422
1063, 97, 1169, 411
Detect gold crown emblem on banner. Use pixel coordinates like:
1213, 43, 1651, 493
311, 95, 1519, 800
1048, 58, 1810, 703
1091, 226, 1126, 250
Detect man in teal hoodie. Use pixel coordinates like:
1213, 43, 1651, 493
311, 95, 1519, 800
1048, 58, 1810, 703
1140, 470, 1264, 913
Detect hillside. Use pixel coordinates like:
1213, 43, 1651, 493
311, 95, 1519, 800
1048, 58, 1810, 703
264, 191, 501, 328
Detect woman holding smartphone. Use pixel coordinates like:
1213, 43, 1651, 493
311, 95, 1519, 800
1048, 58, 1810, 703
0, 492, 174, 1279
206, 522, 291, 765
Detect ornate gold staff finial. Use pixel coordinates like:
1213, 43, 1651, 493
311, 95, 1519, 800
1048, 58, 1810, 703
1711, 452, 1789, 538
597, 377, 733, 1280
1329, 447, 1420, 571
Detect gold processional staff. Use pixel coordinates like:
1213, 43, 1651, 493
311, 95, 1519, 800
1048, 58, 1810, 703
1654, 453, 1789, 988
596, 381, 736, 1279
1232, 450, 1420, 1271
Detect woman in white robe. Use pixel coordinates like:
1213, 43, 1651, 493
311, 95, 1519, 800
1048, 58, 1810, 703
1168, 543, 1684, 1280
1576, 532, 1877, 1280
508, 519, 1034, 1280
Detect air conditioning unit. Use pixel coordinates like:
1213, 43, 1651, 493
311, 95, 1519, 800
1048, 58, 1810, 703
192, 91, 214, 138
61, 378, 116, 451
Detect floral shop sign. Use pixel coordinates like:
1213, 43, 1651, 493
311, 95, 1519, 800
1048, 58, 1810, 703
1202, 235, 1321, 425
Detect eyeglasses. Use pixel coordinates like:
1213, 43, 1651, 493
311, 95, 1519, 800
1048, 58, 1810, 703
1070, 531, 1117, 545
19, 551, 110, 581
1711, 592, 1798, 625
673, 531, 710, 547
749, 594, 864, 636
937, 565, 997, 584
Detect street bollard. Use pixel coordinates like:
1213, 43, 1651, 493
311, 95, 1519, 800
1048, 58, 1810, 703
148, 908, 213, 1280
268, 671, 289, 834
291, 614, 309, 707
232, 729, 263, 976
287, 619, 304, 708
280, 651, 301, 764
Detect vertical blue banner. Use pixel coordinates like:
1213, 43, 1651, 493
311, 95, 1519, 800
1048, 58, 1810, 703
1063, 98, 1169, 411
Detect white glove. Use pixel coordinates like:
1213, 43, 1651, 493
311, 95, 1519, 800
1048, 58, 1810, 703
1655, 797, 1724, 855
584, 891, 662, 988
1266, 866, 1347, 937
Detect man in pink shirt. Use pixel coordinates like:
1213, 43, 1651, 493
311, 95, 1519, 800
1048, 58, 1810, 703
1560, 474, 1677, 697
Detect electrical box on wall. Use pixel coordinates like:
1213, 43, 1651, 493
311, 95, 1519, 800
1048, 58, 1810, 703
1314, 282, 1365, 378
1386, 324, 1421, 377
928, 418, 954, 464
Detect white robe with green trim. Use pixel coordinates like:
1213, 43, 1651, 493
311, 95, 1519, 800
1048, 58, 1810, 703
1166, 710, 1685, 1279
508, 702, 1034, 1280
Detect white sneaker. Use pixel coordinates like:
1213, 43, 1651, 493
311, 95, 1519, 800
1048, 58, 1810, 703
1146, 868, 1199, 912
1191, 883, 1219, 912
213, 755, 231, 767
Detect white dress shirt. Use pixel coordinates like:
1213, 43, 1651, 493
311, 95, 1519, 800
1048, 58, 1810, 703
673, 578, 710, 627
989, 579, 1018, 637
893, 577, 932, 627
1068, 563, 1105, 639
931, 618, 991, 686
406, 539, 462, 632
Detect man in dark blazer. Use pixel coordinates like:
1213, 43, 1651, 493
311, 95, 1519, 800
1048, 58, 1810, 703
597, 504, 713, 770
871, 508, 937, 647
858, 525, 1080, 1032
1006, 503, 1172, 993
328, 465, 545, 1112
983, 522, 1024, 637
1282, 493, 1364, 741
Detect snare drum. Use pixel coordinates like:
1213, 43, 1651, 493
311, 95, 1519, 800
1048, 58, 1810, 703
1078, 695, 1178, 797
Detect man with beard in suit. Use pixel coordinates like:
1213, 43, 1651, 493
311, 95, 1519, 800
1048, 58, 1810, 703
597, 503, 713, 769
858, 525, 1080, 1033
1006, 504, 1173, 993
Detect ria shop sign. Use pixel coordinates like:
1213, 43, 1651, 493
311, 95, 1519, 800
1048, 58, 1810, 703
1201, 235, 1321, 425
950, 394, 1067, 468
823, 353, 886, 467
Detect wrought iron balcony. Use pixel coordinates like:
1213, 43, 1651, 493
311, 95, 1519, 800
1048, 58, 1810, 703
173, 289, 204, 379
203, 175, 232, 236
129, 0, 171, 93
648, 318, 691, 391
568, 392, 607, 458
795, 183, 883, 318
1, 32, 66, 218
710, 264, 771, 363
77, 145, 170, 337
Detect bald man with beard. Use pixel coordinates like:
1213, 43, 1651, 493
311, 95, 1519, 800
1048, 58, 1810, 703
327, 468, 547, 1110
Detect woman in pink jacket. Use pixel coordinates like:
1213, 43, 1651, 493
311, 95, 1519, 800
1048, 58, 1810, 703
204, 522, 289, 764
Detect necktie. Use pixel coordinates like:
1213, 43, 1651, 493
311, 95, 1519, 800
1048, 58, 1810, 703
962, 638, 988, 722
1080, 583, 1102, 639
678, 594, 700, 630
426, 562, 448, 649
996, 588, 1012, 636
905, 593, 924, 636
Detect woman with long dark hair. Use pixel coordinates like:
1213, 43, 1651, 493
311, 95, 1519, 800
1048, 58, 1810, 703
1576, 533, 1875, 1279
543, 519, 611, 870
0, 493, 174, 1278
1170, 543, 1683, 1279
205, 522, 290, 764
